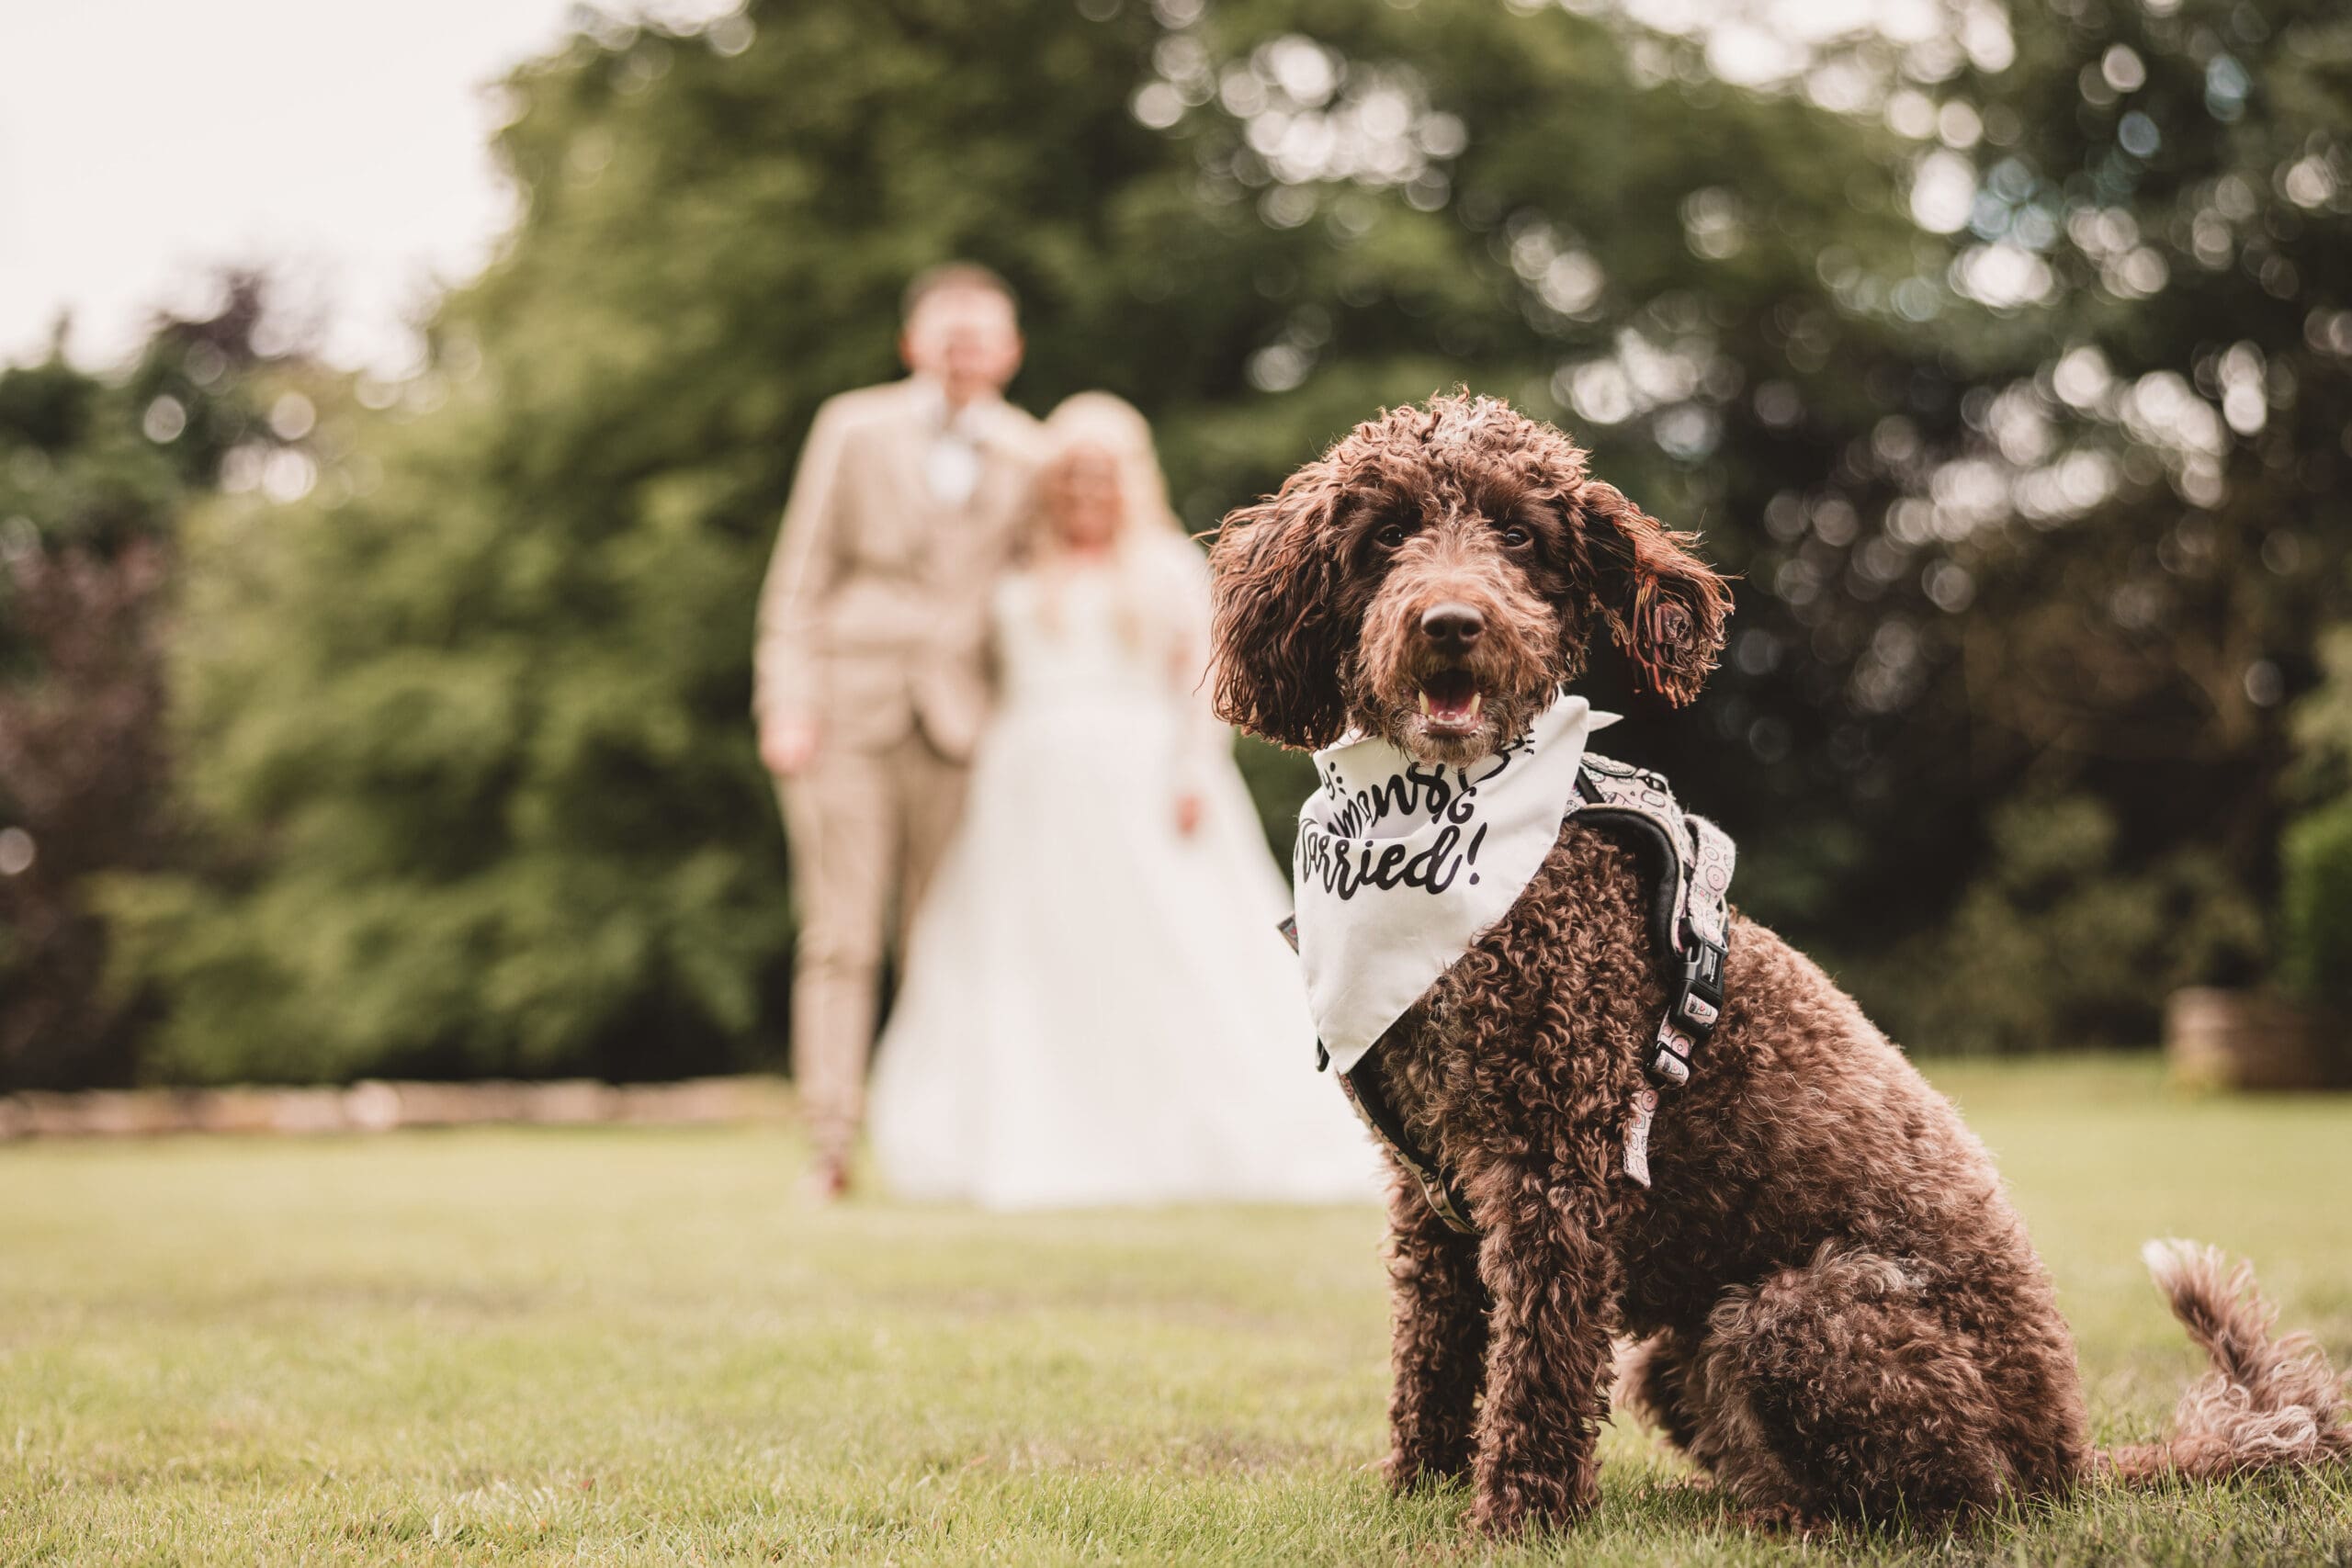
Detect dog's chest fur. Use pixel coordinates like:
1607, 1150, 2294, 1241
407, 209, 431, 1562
1370, 826, 1694, 1296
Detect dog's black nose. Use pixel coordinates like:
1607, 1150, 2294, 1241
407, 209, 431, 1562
1420, 603, 1485, 652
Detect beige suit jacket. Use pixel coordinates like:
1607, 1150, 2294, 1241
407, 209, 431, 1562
753, 378, 1042, 761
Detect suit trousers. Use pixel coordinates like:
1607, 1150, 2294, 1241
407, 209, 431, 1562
778, 725, 970, 1165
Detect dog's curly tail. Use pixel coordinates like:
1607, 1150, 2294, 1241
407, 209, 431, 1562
2099, 1239, 2352, 1484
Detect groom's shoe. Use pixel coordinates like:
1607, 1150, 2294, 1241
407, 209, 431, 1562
800, 1154, 851, 1206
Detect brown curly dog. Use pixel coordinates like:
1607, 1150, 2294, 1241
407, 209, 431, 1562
1206, 392, 2350, 1538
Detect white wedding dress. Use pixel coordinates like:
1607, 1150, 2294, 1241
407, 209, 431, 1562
868, 539, 1382, 1209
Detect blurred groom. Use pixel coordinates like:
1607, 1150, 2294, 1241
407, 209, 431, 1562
754, 264, 1041, 1201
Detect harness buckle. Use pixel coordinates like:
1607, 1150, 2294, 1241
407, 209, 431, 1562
1673, 930, 1726, 1028
1650, 929, 1725, 1086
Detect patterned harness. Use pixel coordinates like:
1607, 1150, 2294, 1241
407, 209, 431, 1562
1285, 753, 1736, 1235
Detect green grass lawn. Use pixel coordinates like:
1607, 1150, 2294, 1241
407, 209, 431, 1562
4, 1055, 2348, 1565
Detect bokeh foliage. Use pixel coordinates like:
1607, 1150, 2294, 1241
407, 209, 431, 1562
34, 0, 2352, 1082
0, 279, 300, 1088
2282, 628, 2352, 1010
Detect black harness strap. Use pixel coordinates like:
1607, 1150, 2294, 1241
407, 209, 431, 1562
1284, 914, 1478, 1231
1339, 1058, 1476, 1233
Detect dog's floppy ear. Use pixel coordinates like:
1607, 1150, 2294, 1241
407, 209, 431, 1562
1577, 482, 1732, 705
1207, 475, 1351, 750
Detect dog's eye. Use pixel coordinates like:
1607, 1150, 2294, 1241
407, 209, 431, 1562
1374, 523, 1408, 548
1500, 525, 1533, 548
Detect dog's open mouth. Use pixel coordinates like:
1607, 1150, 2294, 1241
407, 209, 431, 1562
1416, 669, 1484, 734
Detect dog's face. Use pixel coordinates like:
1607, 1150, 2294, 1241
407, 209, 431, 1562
1208, 394, 1733, 762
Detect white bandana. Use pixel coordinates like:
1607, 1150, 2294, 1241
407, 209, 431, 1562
1291, 692, 1613, 1073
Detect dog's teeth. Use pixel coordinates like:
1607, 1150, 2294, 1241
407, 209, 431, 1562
1467, 693, 1482, 718
1418, 690, 1430, 716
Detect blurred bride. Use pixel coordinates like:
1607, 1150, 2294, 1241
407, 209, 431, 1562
867, 392, 1378, 1209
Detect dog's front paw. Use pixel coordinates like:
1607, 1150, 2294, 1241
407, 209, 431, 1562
1382, 1444, 1464, 1495
1736, 1502, 1829, 1538
1469, 1473, 1593, 1539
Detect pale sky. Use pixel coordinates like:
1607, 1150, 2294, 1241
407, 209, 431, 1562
2, 0, 1942, 378
0, 0, 735, 374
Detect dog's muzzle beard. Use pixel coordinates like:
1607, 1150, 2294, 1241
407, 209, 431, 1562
1348, 567, 1557, 767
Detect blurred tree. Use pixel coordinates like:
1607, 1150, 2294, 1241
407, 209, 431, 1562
110, 5, 1201, 1082
110, 0, 1951, 1082
0, 538, 172, 1089
0, 276, 284, 1088
1801, 0, 2352, 1046
2281, 627, 2352, 1010
104, 0, 2352, 1080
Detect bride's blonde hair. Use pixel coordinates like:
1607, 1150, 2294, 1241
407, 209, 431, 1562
1027, 392, 1190, 649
